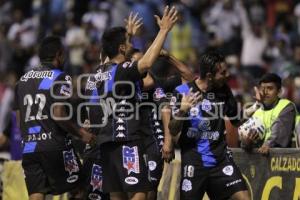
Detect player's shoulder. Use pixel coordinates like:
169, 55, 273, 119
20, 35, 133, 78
117, 61, 136, 69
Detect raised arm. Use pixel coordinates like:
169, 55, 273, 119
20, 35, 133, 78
168, 54, 195, 82
138, 6, 178, 74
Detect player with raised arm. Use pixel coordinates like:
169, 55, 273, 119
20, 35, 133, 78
84, 6, 178, 200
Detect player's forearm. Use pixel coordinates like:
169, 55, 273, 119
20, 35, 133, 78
56, 120, 82, 137
138, 29, 169, 73
161, 106, 172, 140
169, 118, 184, 136
53, 105, 81, 137
168, 109, 187, 136
168, 55, 195, 82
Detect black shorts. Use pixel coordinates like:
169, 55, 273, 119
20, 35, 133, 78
81, 146, 110, 200
144, 136, 163, 188
100, 140, 152, 193
22, 148, 82, 195
180, 149, 247, 200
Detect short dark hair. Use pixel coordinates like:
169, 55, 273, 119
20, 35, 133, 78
101, 27, 127, 59
259, 73, 282, 89
38, 36, 63, 62
199, 52, 225, 79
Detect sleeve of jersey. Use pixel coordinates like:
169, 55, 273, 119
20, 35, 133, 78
225, 87, 242, 126
114, 61, 145, 82
169, 89, 182, 120
52, 73, 73, 102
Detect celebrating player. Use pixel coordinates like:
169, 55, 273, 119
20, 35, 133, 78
168, 52, 251, 200
13, 36, 94, 200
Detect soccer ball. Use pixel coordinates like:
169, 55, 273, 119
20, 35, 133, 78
238, 117, 265, 140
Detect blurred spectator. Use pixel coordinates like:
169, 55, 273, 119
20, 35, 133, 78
82, 1, 110, 38
65, 18, 89, 75
166, 3, 197, 66
0, 25, 12, 73
131, 0, 159, 40
203, 0, 242, 55
7, 9, 38, 78
0, 0, 12, 25
110, 0, 131, 27
0, 72, 19, 160
266, 0, 293, 28
239, 1, 268, 82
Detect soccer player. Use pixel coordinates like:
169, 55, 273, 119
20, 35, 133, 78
84, 6, 178, 200
80, 12, 143, 200
133, 53, 194, 200
13, 36, 94, 200
168, 52, 251, 200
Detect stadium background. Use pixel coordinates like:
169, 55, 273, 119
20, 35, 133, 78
0, 0, 300, 199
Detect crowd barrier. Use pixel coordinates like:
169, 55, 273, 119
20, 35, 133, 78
1, 148, 300, 200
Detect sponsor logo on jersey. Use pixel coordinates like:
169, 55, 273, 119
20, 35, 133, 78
27, 132, 52, 142
124, 176, 139, 185
63, 149, 80, 175
20, 70, 54, 82
85, 79, 97, 90
170, 96, 177, 106
60, 85, 72, 97
122, 61, 134, 68
223, 165, 234, 176
122, 146, 140, 175
148, 161, 157, 171
88, 193, 102, 200
67, 175, 79, 183
226, 179, 242, 187
94, 69, 112, 82
90, 164, 103, 192
153, 87, 166, 100
187, 128, 220, 141
182, 179, 192, 192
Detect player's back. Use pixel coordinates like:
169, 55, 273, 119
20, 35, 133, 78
15, 66, 72, 153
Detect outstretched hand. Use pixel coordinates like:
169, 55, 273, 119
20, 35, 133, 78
154, 6, 178, 32
180, 88, 202, 113
254, 86, 263, 102
125, 12, 143, 36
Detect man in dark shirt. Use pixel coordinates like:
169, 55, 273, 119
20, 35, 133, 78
13, 36, 93, 200
84, 6, 178, 200
168, 52, 250, 200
